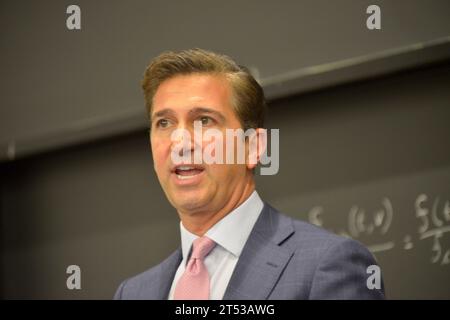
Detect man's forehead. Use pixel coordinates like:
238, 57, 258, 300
151, 75, 234, 117
156, 73, 230, 95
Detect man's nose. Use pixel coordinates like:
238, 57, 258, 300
170, 124, 196, 158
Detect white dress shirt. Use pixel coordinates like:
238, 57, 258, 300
168, 190, 264, 300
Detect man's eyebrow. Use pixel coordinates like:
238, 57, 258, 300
188, 107, 226, 122
151, 107, 226, 122
151, 108, 176, 121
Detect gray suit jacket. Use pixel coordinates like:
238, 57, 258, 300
114, 203, 385, 299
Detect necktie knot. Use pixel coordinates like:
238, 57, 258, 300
191, 236, 216, 260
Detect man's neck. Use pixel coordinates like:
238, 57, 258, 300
178, 180, 255, 236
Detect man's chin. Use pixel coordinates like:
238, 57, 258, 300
172, 193, 209, 213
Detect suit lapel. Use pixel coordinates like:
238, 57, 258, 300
155, 248, 182, 299
223, 204, 295, 299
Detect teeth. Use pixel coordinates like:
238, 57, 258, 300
177, 174, 196, 180
177, 166, 194, 171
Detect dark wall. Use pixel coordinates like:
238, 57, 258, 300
1, 0, 450, 143
1, 61, 449, 299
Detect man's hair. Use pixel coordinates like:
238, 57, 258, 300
141, 48, 267, 130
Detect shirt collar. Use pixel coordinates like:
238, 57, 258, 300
179, 190, 264, 260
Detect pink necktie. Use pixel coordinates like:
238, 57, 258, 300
174, 236, 216, 300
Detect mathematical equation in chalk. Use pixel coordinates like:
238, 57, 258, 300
308, 193, 450, 265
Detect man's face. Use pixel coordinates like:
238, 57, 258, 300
150, 74, 252, 215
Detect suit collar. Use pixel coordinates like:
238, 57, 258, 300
223, 202, 295, 299
156, 248, 182, 299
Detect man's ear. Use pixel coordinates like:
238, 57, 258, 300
246, 128, 267, 170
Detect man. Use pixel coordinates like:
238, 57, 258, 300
114, 48, 385, 300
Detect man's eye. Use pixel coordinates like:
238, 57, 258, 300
156, 119, 170, 128
199, 116, 213, 126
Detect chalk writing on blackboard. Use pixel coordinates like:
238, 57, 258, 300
308, 194, 450, 265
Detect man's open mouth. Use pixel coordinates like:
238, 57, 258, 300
173, 165, 205, 180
